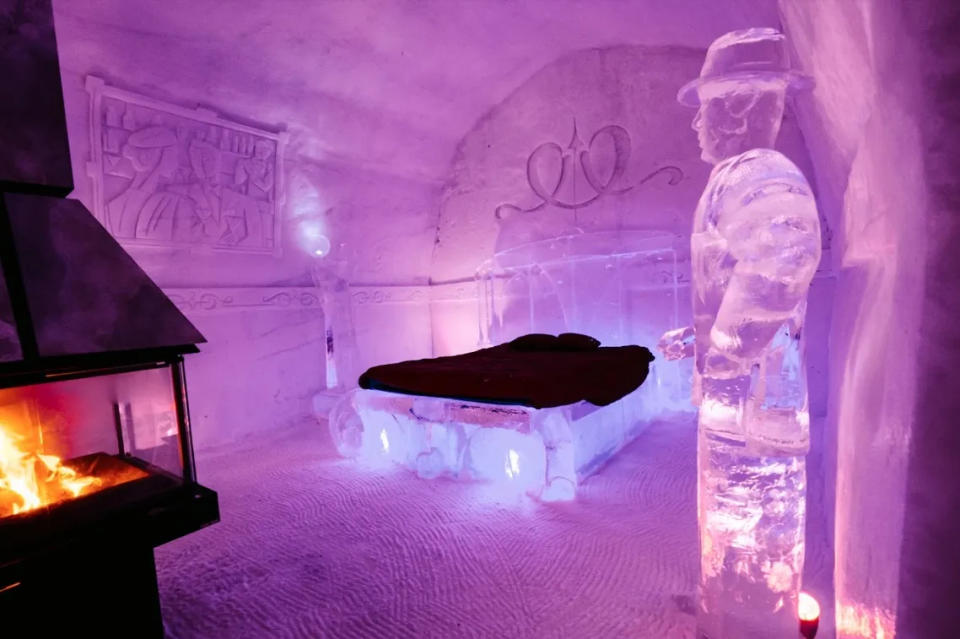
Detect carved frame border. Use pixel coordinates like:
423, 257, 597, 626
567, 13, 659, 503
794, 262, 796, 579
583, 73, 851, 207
85, 76, 288, 257
164, 287, 321, 316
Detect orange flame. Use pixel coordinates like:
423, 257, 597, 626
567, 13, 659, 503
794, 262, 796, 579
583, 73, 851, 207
837, 603, 895, 638
0, 422, 101, 516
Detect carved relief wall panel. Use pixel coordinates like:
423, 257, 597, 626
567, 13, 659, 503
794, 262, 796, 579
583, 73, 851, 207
86, 77, 287, 255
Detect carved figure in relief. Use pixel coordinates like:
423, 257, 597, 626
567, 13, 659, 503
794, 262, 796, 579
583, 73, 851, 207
108, 126, 181, 238
236, 139, 276, 200
94, 90, 280, 252
222, 139, 275, 246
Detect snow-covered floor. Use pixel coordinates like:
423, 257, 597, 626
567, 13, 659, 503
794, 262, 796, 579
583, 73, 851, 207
157, 415, 833, 638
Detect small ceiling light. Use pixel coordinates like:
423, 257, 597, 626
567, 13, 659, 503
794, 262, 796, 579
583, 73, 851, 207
307, 234, 331, 259
799, 591, 820, 639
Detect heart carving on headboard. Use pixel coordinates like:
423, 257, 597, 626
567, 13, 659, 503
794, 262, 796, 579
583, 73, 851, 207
495, 120, 683, 220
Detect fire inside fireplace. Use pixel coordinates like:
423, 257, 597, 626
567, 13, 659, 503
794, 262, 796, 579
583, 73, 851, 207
0, 432, 140, 518
0, 362, 211, 520
0, 438, 146, 517
0, 357, 219, 637
0, 366, 188, 519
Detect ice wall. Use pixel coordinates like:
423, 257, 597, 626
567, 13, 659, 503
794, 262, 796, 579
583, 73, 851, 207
885, 2, 960, 635
782, 0, 960, 635
49, 1, 441, 446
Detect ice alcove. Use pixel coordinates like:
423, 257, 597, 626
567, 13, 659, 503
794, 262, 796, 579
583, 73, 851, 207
7, 0, 959, 637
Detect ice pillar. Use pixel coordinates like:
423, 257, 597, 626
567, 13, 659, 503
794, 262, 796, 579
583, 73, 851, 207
312, 262, 358, 391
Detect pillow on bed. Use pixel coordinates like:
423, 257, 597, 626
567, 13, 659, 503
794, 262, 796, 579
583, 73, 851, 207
508, 332, 601, 352
556, 332, 601, 351
509, 333, 558, 351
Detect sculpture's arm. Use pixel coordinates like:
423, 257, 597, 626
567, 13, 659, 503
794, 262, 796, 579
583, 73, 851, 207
704, 183, 821, 377
658, 325, 695, 360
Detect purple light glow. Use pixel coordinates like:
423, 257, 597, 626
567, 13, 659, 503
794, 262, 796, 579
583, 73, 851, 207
27, 0, 959, 636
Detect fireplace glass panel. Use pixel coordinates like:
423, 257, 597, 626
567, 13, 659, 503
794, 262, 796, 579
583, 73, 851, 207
0, 261, 20, 362
0, 364, 184, 519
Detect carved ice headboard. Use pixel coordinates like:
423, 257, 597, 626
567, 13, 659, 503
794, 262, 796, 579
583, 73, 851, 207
494, 121, 683, 220
492, 120, 683, 253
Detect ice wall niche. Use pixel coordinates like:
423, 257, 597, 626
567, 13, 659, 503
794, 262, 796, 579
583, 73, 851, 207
477, 230, 691, 418
429, 43, 826, 366
328, 229, 685, 502
432, 45, 710, 288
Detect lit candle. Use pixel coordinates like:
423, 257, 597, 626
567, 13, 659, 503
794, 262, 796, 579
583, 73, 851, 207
799, 591, 820, 639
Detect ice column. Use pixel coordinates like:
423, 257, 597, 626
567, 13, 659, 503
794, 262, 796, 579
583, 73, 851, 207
312, 262, 358, 391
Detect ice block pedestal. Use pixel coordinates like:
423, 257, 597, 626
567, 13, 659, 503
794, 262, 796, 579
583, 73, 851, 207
327, 388, 648, 501
696, 431, 806, 638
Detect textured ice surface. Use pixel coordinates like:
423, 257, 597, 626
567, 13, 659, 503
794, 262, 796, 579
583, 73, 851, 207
156, 413, 835, 638
697, 432, 805, 638
312, 263, 359, 391
156, 415, 710, 638
328, 388, 648, 501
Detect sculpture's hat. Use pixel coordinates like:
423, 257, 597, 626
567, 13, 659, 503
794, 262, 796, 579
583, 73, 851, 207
678, 27, 812, 107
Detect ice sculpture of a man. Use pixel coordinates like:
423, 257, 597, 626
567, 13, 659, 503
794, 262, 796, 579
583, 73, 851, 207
661, 28, 820, 638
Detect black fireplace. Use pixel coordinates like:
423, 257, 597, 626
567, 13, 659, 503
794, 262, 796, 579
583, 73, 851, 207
0, 347, 220, 636
0, 1, 218, 635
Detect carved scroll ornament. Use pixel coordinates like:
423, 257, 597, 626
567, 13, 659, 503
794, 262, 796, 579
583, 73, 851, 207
495, 121, 683, 220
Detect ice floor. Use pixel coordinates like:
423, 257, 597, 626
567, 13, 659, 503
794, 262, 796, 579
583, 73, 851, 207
156, 414, 834, 639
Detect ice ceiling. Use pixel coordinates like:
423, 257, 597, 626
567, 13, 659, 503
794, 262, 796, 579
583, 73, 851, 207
54, 0, 781, 182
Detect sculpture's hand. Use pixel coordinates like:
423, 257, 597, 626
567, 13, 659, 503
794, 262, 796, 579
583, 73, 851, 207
657, 326, 695, 361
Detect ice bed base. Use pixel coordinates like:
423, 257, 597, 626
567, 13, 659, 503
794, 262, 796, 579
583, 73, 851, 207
326, 388, 647, 501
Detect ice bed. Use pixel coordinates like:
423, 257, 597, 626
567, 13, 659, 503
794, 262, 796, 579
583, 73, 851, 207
328, 334, 655, 501
323, 231, 690, 501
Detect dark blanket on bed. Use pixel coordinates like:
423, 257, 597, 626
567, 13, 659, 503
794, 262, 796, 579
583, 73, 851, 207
358, 333, 655, 409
